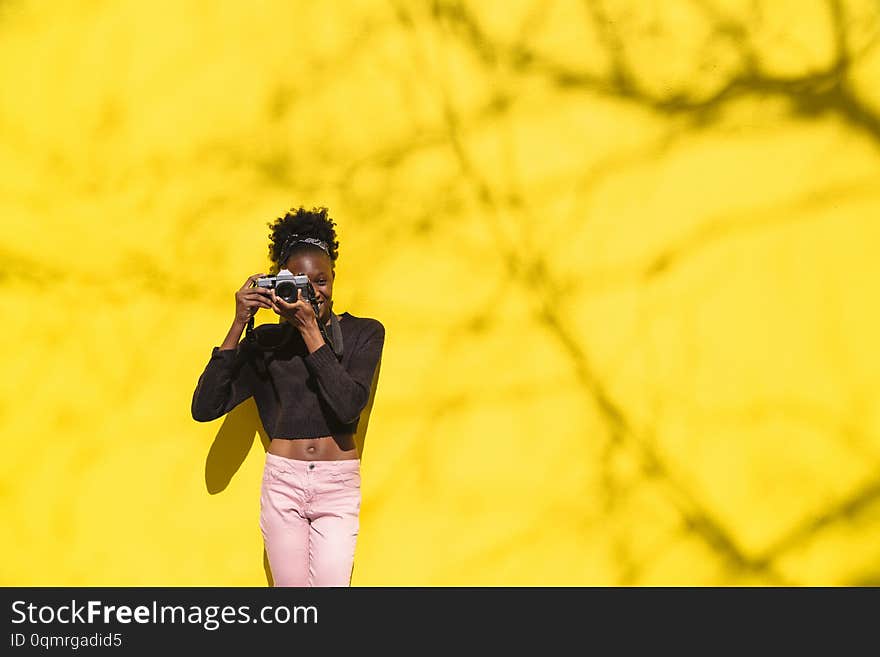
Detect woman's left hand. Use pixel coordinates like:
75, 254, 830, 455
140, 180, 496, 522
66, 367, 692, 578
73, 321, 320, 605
270, 288, 319, 334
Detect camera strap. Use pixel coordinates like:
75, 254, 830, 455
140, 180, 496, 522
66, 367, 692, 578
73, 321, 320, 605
245, 314, 259, 346
318, 310, 344, 360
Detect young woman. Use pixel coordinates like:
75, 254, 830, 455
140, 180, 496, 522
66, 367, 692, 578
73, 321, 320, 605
191, 206, 385, 587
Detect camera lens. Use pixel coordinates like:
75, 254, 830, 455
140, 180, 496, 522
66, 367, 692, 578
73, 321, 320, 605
275, 281, 296, 303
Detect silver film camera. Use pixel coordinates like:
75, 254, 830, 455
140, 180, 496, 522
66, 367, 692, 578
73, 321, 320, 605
255, 269, 317, 304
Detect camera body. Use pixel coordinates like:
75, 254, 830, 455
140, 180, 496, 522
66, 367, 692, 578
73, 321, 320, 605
255, 269, 317, 304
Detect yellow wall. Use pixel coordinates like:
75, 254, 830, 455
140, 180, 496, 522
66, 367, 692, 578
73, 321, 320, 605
2, 0, 880, 585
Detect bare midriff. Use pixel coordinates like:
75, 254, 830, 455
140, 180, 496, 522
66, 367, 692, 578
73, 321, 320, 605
267, 435, 358, 461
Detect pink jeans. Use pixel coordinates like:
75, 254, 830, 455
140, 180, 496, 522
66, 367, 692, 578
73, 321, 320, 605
259, 452, 361, 587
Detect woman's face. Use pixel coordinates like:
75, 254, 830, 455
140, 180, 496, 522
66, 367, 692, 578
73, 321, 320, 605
285, 251, 335, 325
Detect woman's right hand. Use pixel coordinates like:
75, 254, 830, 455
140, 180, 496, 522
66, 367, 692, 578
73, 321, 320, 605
234, 273, 277, 325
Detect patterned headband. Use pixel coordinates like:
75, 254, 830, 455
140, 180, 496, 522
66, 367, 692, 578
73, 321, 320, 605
279, 233, 330, 263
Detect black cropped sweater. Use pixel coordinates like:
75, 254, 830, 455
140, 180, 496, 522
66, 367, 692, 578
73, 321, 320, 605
191, 312, 385, 439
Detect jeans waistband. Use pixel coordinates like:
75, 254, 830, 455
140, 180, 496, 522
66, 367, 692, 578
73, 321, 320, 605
264, 451, 360, 473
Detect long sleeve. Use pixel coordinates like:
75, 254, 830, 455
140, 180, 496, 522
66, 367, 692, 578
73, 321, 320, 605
191, 342, 256, 422
302, 320, 385, 424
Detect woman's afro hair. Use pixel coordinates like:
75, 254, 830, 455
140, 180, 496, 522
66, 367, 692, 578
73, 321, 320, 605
266, 205, 340, 274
